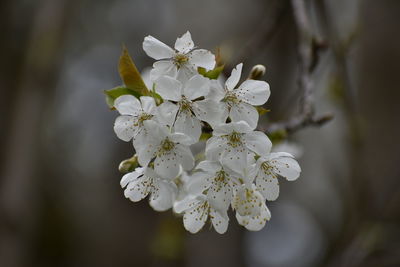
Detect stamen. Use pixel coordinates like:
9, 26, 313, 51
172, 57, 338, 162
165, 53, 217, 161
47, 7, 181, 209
174, 54, 189, 68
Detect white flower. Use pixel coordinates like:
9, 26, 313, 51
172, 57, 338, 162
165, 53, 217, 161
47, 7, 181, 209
113, 95, 156, 142
233, 184, 271, 231
155, 74, 223, 141
254, 152, 301, 201
174, 194, 229, 234
134, 120, 195, 179
186, 160, 242, 211
205, 121, 272, 175
143, 31, 215, 82
212, 63, 270, 129
120, 166, 177, 211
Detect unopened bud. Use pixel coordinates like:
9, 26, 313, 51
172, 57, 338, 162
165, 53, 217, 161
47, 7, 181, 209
118, 155, 139, 173
248, 64, 266, 80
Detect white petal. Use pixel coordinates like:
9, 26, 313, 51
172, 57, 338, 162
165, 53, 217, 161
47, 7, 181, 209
154, 152, 181, 179
225, 63, 243, 90
244, 131, 272, 156
155, 76, 182, 101
206, 80, 225, 101
124, 176, 151, 202
149, 179, 177, 211
208, 180, 232, 211
120, 168, 143, 188
140, 96, 157, 114
134, 121, 167, 165
156, 101, 179, 126
193, 99, 225, 126
114, 95, 141, 116
174, 31, 194, 54
174, 112, 201, 143
234, 157, 257, 183
175, 144, 195, 171
114, 115, 137, 142
189, 49, 215, 70
256, 171, 280, 201
143, 35, 175, 60
270, 154, 301, 181
183, 74, 210, 100
186, 171, 211, 195
176, 65, 197, 83
196, 160, 221, 173
230, 103, 259, 130
236, 80, 270, 105
144, 119, 170, 140
169, 132, 195, 146
205, 137, 226, 161
236, 203, 270, 231
183, 203, 208, 233
174, 195, 201, 214
213, 121, 253, 136
232, 186, 264, 217
150, 60, 177, 81
134, 135, 158, 166
220, 144, 248, 176
210, 209, 229, 234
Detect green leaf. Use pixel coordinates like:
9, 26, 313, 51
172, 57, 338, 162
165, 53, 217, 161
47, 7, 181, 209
256, 106, 270, 116
104, 86, 141, 109
119, 45, 149, 96
198, 65, 224, 80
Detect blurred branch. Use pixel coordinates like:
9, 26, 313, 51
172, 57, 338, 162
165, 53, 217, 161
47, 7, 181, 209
260, 0, 333, 135
237, 0, 289, 62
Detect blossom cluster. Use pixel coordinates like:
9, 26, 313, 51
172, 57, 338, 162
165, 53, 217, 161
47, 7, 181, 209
113, 32, 301, 234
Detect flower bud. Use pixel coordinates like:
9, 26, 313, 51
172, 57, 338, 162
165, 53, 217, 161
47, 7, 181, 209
118, 155, 139, 173
248, 64, 266, 80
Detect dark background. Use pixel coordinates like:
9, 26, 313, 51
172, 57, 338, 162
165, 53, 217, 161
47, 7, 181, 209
1, 0, 400, 266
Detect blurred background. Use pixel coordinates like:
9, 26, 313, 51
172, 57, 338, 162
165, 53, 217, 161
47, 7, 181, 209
1, 0, 400, 266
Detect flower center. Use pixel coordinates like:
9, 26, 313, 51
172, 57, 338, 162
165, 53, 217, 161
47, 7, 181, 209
179, 97, 192, 113
215, 170, 227, 182
213, 170, 229, 192
227, 131, 242, 147
261, 161, 277, 177
161, 137, 175, 152
223, 91, 240, 105
135, 113, 153, 127
174, 54, 189, 67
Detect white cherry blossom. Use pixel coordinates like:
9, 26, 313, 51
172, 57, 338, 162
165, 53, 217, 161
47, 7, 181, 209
205, 121, 272, 175
113, 95, 156, 142
134, 120, 195, 179
155, 74, 223, 141
143, 31, 215, 82
174, 194, 229, 234
212, 63, 271, 129
254, 152, 301, 201
120, 166, 177, 211
233, 184, 271, 231
111, 32, 302, 234
186, 160, 242, 211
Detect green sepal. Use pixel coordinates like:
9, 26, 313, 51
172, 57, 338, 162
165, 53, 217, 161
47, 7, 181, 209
256, 106, 270, 116
104, 86, 141, 109
198, 65, 224, 80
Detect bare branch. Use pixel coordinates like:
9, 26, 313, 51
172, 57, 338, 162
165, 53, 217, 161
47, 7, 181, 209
260, 0, 332, 135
